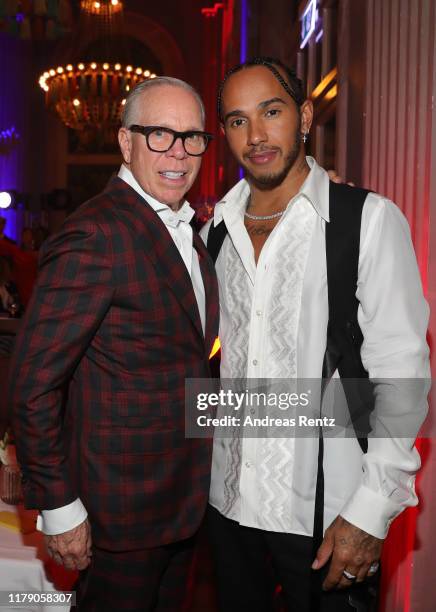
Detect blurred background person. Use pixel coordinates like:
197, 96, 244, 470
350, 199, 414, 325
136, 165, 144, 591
0, 239, 38, 308
0, 255, 23, 440
0, 256, 22, 317
33, 225, 49, 251
20, 227, 35, 252
0, 217, 16, 245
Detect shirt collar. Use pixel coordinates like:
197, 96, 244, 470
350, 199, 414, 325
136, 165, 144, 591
213, 156, 330, 225
118, 165, 195, 228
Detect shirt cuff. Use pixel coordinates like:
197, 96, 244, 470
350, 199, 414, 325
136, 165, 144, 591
339, 485, 403, 539
36, 498, 88, 535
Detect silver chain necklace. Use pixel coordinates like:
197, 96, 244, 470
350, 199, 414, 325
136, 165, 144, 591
244, 209, 285, 221
244, 194, 286, 221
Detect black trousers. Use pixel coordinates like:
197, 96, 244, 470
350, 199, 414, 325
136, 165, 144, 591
75, 536, 196, 612
206, 505, 378, 612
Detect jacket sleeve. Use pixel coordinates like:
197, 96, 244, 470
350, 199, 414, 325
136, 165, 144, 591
9, 218, 114, 511
339, 194, 430, 538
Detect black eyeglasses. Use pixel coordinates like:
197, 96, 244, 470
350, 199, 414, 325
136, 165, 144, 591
129, 125, 213, 156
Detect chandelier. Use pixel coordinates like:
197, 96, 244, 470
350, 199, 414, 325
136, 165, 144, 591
38, 63, 156, 131
37, 0, 156, 135
80, 0, 123, 17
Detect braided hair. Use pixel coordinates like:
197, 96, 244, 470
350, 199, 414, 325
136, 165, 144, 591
217, 56, 304, 122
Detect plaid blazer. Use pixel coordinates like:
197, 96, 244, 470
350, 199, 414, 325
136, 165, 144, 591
10, 177, 219, 550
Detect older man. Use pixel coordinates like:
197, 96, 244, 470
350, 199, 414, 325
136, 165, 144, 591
202, 57, 429, 611
10, 77, 219, 611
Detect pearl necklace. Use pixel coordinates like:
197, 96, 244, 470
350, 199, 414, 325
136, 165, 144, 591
244, 209, 285, 221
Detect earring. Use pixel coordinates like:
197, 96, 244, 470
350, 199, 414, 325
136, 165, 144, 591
302, 131, 308, 144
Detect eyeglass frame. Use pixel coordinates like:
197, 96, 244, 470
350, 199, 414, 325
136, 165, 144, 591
129, 124, 214, 156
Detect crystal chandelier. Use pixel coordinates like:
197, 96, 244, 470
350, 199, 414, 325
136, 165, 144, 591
37, 0, 156, 135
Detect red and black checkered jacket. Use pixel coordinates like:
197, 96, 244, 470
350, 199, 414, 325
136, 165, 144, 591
9, 177, 219, 550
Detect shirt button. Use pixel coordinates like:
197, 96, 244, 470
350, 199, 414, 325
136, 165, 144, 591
245, 461, 251, 468
252, 359, 258, 366
256, 310, 262, 316
250, 408, 255, 415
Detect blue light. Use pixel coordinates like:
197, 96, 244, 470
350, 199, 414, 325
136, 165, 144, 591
300, 0, 318, 49
0, 125, 19, 140
0, 34, 23, 242
240, 0, 248, 63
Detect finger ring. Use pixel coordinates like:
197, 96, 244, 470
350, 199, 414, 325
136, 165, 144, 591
368, 562, 379, 574
342, 570, 357, 581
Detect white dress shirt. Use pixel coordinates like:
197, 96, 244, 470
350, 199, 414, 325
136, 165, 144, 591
37, 165, 205, 535
200, 157, 429, 539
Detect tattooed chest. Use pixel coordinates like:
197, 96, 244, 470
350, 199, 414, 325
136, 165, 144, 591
245, 220, 279, 263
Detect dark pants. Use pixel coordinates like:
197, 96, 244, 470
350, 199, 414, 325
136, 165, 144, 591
76, 536, 196, 612
206, 505, 378, 612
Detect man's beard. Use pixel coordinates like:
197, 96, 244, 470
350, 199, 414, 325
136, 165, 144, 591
242, 130, 301, 191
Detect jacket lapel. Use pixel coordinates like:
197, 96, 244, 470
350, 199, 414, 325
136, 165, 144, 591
105, 177, 211, 342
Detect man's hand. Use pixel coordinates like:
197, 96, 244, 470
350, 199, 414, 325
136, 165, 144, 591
312, 515, 383, 590
45, 518, 92, 571
327, 170, 355, 186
